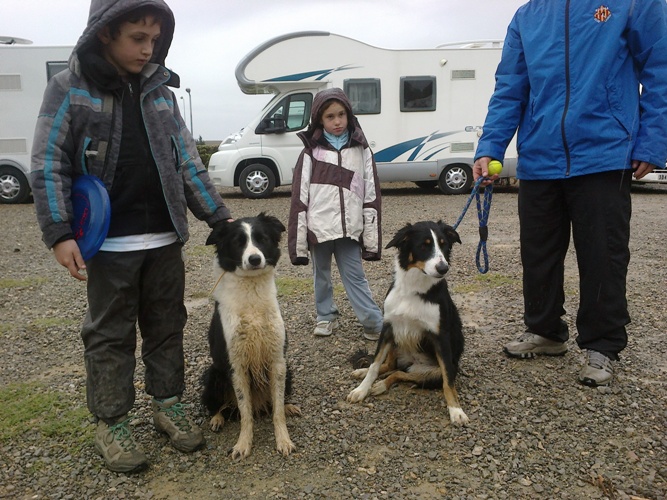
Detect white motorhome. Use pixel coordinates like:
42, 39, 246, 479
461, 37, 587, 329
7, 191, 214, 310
0, 39, 72, 204
208, 31, 518, 198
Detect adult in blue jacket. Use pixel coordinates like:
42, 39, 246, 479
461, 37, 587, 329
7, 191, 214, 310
474, 0, 667, 387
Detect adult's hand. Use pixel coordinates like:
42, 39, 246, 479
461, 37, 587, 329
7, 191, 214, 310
53, 239, 87, 281
632, 160, 657, 180
473, 156, 500, 186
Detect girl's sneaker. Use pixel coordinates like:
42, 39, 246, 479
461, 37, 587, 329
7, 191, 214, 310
313, 319, 338, 336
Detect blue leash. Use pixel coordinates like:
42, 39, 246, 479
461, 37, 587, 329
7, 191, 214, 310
451, 177, 493, 274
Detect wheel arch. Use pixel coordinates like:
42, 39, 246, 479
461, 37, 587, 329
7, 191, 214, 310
233, 158, 281, 187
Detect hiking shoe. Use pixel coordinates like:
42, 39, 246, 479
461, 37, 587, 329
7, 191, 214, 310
579, 350, 614, 387
363, 327, 381, 341
503, 332, 568, 359
152, 396, 205, 452
94, 416, 148, 473
313, 319, 338, 337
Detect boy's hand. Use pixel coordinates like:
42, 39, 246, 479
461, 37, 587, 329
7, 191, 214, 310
53, 240, 87, 281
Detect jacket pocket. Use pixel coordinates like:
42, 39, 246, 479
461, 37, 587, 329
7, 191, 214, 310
171, 136, 184, 173
606, 81, 634, 137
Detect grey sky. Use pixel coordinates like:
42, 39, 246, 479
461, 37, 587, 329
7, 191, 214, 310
2, 0, 527, 139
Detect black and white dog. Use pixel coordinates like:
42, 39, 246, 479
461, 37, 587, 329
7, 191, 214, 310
347, 220, 469, 426
201, 213, 300, 459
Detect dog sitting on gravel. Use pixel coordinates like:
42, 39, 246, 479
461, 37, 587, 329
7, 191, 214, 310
201, 213, 300, 459
347, 220, 469, 426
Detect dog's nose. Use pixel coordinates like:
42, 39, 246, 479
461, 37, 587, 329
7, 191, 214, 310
435, 261, 449, 276
248, 254, 262, 267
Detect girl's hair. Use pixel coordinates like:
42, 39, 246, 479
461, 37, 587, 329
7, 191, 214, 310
108, 5, 165, 38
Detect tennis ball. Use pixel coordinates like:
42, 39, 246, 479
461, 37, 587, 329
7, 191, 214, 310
487, 160, 503, 175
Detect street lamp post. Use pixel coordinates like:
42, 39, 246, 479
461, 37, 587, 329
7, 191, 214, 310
185, 87, 193, 137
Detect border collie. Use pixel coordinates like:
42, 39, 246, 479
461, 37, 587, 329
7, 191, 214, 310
347, 220, 469, 426
201, 213, 300, 459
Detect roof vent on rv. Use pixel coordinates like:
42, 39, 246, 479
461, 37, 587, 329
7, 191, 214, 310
436, 40, 503, 49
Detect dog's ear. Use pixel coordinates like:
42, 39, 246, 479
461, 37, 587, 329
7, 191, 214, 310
206, 220, 230, 246
438, 221, 461, 245
385, 223, 412, 249
258, 212, 286, 234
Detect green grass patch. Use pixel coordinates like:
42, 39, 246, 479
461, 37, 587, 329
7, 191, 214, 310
186, 245, 214, 257
0, 277, 48, 289
29, 317, 79, 330
454, 272, 520, 294
276, 276, 313, 297
0, 382, 92, 447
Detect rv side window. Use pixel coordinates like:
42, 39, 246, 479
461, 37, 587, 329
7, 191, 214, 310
400, 76, 436, 112
257, 93, 312, 134
344, 79, 381, 115
46, 61, 68, 81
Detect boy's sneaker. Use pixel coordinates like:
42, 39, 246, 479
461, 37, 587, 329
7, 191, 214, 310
579, 350, 614, 387
94, 416, 148, 473
503, 332, 568, 359
363, 327, 381, 341
313, 318, 338, 337
152, 396, 205, 453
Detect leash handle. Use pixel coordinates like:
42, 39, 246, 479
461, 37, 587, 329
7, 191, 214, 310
452, 177, 492, 274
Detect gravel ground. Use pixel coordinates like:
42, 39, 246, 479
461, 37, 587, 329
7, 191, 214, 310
1, 182, 666, 500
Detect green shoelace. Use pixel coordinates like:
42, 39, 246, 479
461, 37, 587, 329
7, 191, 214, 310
109, 418, 138, 451
160, 403, 193, 431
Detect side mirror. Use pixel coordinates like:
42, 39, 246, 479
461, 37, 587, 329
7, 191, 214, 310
256, 117, 287, 134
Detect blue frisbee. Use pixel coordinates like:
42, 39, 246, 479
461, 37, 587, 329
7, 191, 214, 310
71, 175, 111, 261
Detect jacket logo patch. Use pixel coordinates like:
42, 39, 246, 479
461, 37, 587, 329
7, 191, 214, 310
594, 5, 612, 22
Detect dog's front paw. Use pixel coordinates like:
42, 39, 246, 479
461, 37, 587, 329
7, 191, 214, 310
370, 380, 388, 396
210, 413, 225, 432
347, 386, 368, 403
448, 407, 469, 426
276, 437, 296, 456
351, 368, 369, 380
230, 441, 252, 460
285, 404, 301, 417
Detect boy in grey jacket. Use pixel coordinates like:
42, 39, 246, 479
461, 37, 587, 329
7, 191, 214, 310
31, 0, 231, 472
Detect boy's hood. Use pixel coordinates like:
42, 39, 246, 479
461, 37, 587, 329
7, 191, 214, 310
71, 0, 175, 68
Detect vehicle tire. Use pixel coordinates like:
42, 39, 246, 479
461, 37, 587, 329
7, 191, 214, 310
438, 164, 473, 195
0, 165, 31, 204
414, 180, 438, 190
238, 163, 276, 199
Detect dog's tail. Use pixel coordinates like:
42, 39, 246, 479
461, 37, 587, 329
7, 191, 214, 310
349, 349, 373, 369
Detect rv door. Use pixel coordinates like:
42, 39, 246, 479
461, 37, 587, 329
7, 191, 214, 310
253, 92, 314, 186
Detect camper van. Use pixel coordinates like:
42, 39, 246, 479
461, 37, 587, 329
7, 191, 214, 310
0, 40, 72, 204
208, 31, 518, 198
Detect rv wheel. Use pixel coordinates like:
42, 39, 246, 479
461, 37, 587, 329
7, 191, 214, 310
438, 164, 473, 195
239, 163, 276, 199
0, 166, 31, 204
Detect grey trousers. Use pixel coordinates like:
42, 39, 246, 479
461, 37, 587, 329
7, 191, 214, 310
311, 237, 383, 332
82, 242, 187, 421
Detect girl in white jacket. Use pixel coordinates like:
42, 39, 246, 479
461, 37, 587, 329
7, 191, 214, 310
288, 88, 383, 340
